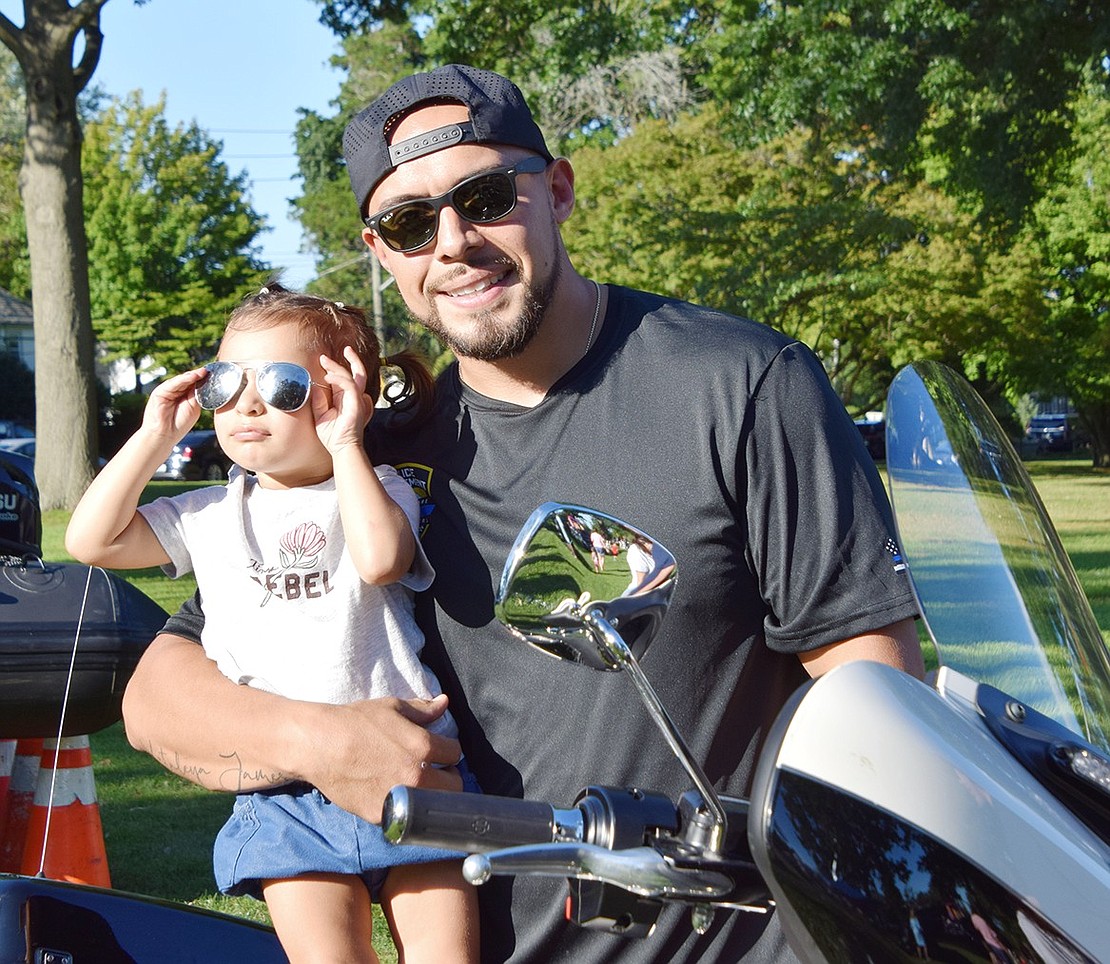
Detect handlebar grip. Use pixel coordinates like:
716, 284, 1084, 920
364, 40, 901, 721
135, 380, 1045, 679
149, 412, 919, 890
382, 786, 561, 852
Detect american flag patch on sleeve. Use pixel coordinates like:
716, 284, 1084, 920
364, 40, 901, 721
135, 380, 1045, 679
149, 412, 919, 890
885, 538, 907, 572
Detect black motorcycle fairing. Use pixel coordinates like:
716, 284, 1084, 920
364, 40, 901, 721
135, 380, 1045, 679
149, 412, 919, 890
0, 875, 286, 962
760, 771, 1097, 964
976, 682, 1110, 846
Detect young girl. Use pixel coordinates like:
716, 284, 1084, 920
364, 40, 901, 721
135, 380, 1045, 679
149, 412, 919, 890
66, 284, 478, 964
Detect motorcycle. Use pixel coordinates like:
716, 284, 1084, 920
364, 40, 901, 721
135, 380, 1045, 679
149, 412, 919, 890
2, 360, 1108, 962
383, 360, 1110, 962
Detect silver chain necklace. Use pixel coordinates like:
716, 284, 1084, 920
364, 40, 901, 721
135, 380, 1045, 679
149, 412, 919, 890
584, 280, 602, 355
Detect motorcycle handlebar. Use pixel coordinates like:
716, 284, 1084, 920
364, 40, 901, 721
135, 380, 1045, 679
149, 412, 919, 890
382, 786, 585, 852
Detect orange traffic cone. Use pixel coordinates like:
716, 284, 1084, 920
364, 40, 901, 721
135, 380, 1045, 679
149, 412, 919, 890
0, 739, 15, 839
19, 735, 111, 887
0, 737, 41, 872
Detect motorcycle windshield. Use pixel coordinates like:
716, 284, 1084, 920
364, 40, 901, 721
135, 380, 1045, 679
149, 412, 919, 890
886, 361, 1110, 752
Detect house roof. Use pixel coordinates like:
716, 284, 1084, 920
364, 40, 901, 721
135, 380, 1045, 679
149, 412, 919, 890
0, 289, 33, 327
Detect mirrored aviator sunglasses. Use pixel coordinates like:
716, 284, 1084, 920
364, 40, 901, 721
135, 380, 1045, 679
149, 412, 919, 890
365, 155, 549, 253
195, 361, 314, 413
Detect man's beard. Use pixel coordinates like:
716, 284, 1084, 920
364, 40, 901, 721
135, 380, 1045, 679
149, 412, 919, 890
417, 256, 562, 362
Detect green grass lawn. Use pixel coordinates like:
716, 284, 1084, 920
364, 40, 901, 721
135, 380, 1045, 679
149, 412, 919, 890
25, 461, 1110, 961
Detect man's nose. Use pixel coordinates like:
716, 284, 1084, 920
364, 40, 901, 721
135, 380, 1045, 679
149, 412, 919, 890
434, 206, 483, 259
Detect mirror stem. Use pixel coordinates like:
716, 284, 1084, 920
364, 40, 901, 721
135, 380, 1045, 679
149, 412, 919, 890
583, 609, 728, 852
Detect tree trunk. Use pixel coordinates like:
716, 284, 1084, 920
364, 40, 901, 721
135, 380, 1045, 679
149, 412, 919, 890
20, 91, 98, 508
3, 1, 107, 510
1081, 401, 1110, 470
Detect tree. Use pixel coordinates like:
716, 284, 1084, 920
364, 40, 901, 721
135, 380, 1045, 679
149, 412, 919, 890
565, 108, 990, 414
302, 0, 1108, 450
0, 0, 114, 509
82, 92, 269, 384
986, 79, 1110, 466
696, 0, 1110, 228
0, 44, 27, 297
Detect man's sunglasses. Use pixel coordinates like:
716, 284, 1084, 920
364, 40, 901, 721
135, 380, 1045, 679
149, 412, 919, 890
363, 155, 549, 253
195, 361, 315, 413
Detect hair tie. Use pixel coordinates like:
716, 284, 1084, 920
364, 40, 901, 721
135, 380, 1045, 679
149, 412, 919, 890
334, 302, 345, 309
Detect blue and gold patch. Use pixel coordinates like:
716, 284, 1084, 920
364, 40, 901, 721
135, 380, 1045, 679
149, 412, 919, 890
395, 462, 435, 537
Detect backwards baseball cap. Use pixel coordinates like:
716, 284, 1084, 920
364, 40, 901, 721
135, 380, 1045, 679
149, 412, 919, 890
343, 64, 554, 217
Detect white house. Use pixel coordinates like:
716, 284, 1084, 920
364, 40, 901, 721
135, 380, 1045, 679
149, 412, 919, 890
0, 287, 34, 371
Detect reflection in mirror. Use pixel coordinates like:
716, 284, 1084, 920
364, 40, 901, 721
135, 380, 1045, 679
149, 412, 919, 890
495, 503, 677, 670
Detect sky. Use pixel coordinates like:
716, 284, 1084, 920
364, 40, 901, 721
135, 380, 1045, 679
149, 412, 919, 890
58, 0, 345, 289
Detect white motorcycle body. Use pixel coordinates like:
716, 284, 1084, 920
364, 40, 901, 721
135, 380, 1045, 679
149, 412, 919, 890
752, 661, 1110, 962
751, 362, 1110, 963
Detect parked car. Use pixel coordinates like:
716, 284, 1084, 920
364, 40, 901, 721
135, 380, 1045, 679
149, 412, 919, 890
1024, 413, 1084, 453
0, 437, 35, 460
153, 430, 233, 481
0, 437, 108, 469
0, 420, 33, 440
854, 416, 886, 460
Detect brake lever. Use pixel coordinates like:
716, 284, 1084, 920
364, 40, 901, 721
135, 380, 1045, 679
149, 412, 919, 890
462, 842, 733, 900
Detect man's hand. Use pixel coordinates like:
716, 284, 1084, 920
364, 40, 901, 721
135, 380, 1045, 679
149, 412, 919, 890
293, 694, 463, 823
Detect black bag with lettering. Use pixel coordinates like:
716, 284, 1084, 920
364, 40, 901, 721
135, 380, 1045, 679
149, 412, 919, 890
0, 451, 167, 737
0, 450, 41, 559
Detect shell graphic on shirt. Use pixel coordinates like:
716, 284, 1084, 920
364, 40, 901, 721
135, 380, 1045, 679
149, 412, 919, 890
280, 522, 327, 569
251, 521, 330, 607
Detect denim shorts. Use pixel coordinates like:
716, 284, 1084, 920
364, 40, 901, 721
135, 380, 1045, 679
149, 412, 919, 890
213, 762, 481, 901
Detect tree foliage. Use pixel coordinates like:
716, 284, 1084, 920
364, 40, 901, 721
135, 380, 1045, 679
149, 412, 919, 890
697, 0, 1110, 227
82, 93, 269, 384
0, 45, 27, 298
299, 0, 1110, 462
997, 80, 1110, 464
567, 108, 995, 414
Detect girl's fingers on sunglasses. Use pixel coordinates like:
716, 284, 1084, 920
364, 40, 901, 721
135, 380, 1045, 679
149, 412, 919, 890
155, 368, 208, 401
321, 352, 365, 393
342, 347, 368, 389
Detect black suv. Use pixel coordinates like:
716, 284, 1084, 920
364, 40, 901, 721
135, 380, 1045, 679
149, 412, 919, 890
854, 417, 886, 460
154, 430, 233, 481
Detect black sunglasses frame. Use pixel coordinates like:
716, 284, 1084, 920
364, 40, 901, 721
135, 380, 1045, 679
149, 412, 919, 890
195, 361, 315, 413
363, 155, 549, 253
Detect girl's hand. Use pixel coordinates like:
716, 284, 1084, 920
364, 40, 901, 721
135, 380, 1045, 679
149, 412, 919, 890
314, 347, 374, 453
141, 369, 206, 441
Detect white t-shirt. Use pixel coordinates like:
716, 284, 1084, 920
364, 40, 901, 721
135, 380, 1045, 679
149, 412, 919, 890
625, 541, 653, 593
139, 464, 454, 738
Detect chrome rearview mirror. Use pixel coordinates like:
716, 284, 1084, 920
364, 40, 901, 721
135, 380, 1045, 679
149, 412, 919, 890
496, 503, 727, 851
494, 502, 677, 671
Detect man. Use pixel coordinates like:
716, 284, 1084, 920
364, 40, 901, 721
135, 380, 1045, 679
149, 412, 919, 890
123, 64, 923, 962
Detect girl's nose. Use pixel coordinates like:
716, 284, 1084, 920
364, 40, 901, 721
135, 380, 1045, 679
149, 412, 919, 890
234, 371, 265, 414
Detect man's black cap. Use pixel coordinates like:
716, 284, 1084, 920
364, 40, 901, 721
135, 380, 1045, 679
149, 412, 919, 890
343, 64, 553, 217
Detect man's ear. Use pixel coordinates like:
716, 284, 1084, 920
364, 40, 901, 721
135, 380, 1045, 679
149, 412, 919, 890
547, 157, 576, 224
362, 228, 394, 273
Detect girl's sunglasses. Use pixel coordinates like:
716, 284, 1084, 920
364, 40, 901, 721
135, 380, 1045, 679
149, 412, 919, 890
195, 361, 315, 413
363, 155, 548, 253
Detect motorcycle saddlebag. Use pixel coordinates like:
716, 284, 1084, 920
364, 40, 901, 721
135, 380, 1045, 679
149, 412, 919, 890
0, 562, 168, 738
0, 874, 287, 962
